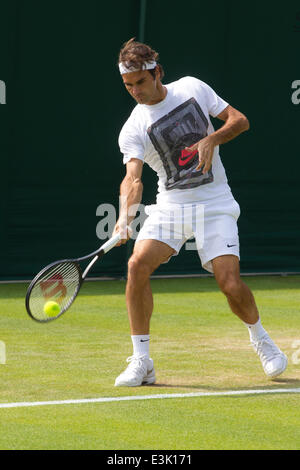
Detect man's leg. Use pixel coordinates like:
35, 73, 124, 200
212, 255, 287, 378
115, 239, 175, 386
212, 255, 259, 325
126, 239, 175, 334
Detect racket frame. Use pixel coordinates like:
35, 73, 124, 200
25, 233, 121, 323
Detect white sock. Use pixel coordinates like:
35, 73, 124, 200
244, 318, 267, 342
131, 335, 150, 358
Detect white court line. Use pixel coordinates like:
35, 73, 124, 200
0, 388, 299, 409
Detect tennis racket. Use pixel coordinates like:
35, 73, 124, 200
25, 232, 121, 323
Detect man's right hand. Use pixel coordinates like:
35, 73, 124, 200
112, 219, 132, 246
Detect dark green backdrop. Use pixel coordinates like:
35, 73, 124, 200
0, 0, 299, 281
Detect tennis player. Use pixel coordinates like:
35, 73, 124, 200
113, 38, 287, 386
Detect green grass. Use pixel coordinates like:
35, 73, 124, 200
0, 275, 300, 449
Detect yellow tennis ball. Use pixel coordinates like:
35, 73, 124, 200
43, 300, 61, 316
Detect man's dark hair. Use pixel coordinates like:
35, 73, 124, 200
118, 38, 165, 80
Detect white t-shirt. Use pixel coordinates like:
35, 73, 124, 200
119, 76, 232, 204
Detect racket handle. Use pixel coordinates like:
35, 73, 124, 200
101, 232, 122, 254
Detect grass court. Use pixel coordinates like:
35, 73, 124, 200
0, 275, 299, 450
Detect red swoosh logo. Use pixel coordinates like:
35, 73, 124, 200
178, 148, 198, 167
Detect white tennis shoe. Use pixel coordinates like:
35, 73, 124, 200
251, 334, 288, 378
114, 355, 156, 387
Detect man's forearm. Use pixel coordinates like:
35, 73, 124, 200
209, 114, 249, 146
118, 175, 143, 226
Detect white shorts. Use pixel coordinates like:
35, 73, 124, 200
136, 195, 241, 273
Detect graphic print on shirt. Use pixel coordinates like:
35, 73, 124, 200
147, 98, 213, 191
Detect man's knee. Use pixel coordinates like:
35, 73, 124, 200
213, 256, 243, 299
127, 255, 152, 283
217, 275, 243, 299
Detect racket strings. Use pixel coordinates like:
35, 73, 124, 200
28, 262, 81, 321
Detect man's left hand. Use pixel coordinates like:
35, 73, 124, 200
186, 135, 216, 174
